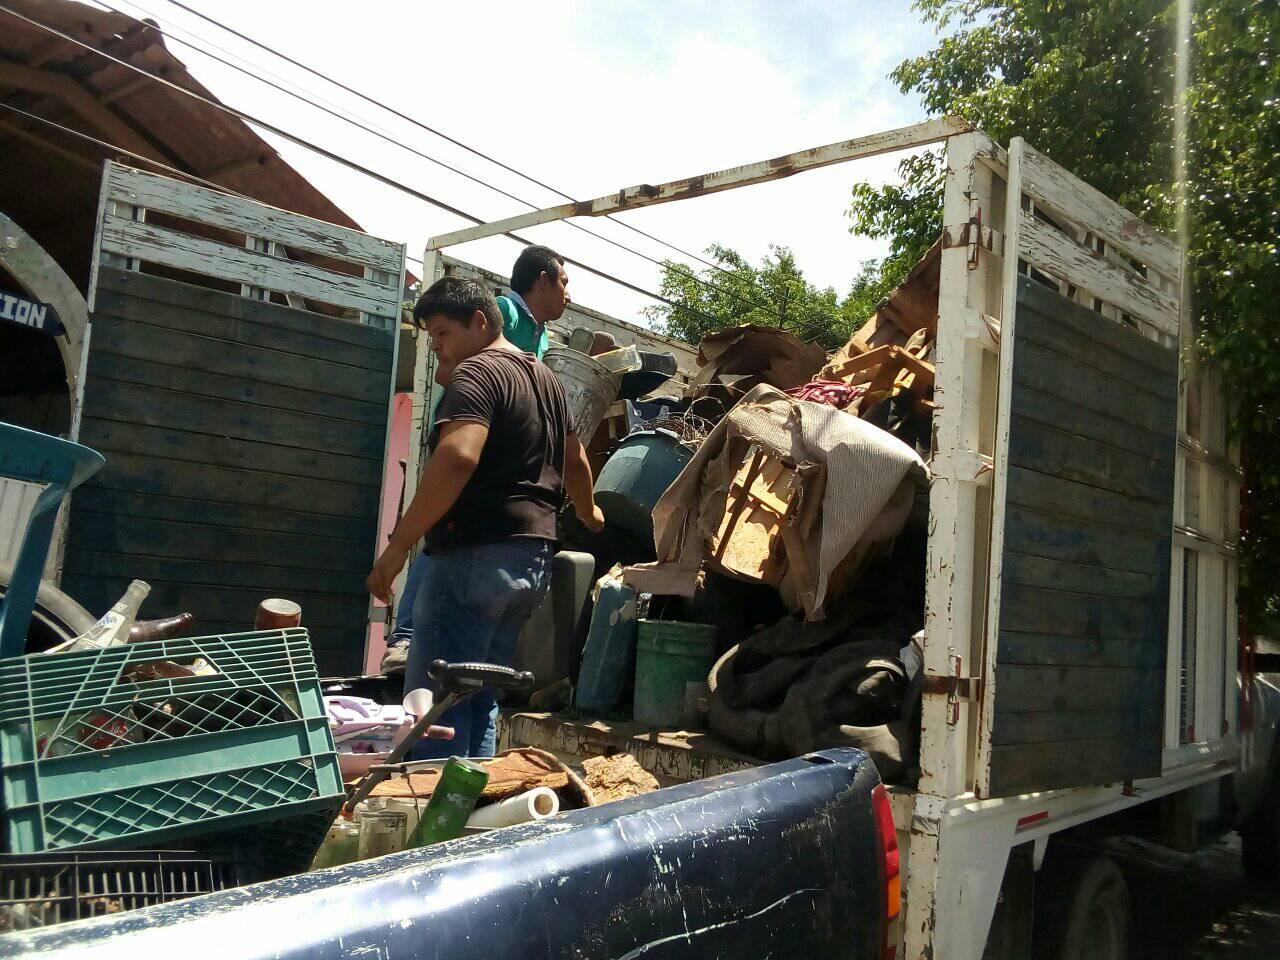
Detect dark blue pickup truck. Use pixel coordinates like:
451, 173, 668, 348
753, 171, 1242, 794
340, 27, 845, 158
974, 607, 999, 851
0, 749, 896, 960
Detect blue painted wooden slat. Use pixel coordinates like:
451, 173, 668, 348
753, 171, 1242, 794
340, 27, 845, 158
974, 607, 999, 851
65, 269, 393, 675
988, 277, 1178, 796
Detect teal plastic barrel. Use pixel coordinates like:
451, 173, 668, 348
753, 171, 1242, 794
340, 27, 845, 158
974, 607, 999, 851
593, 429, 692, 541
633, 619, 718, 727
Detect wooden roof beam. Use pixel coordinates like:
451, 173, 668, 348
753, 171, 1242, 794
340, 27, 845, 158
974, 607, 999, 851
0, 60, 168, 163
0, 118, 100, 172
100, 69, 162, 105
202, 152, 271, 181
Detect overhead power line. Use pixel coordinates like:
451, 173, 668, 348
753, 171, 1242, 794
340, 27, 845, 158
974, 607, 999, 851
100, 0, 785, 322
156, 0, 743, 279
0, 2, 723, 316
0, 99, 256, 198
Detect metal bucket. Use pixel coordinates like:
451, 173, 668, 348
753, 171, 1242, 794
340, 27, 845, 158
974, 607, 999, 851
543, 347, 618, 442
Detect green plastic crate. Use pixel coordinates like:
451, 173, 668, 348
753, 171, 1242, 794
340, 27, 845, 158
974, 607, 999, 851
0, 628, 344, 853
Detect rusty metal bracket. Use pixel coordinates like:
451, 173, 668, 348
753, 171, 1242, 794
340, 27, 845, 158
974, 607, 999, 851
942, 212, 1004, 269
923, 655, 982, 725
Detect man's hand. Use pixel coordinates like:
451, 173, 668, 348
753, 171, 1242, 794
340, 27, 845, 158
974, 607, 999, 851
577, 502, 606, 534
367, 542, 410, 604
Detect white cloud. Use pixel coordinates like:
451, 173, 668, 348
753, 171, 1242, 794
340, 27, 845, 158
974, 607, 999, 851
122, 0, 939, 324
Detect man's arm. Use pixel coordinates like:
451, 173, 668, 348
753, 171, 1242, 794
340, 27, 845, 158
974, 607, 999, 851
564, 432, 605, 533
366, 420, 488, 602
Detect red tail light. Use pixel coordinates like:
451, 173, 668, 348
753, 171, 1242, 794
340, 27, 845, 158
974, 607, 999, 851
872, 783, 900, 960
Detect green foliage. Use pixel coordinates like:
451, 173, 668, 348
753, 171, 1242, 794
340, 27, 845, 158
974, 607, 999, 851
849, 0, 1280, 621
646, 244, 862, 352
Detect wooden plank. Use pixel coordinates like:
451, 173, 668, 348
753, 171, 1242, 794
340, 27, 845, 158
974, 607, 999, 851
1017, 141, 1181, 280
992, 706, 1164, 746
993, 663, 1164, 713
1008, 417, 1175, 504
70, 487, 372, 542
97, 267, 391, 350
998, 631, 1168, 669
1015, 296, 1173, 400
1017, 209, 1179, 336
1002, 550, 1159, 600
1004, 508, 1170, 577
1009, 407, 1175, 498
104, 164, 405, 275
77, 418, 384, 488
99, 215, 399, 318
62, 551, 364, 595
989, 737, 1159, 795
58, 575, 368, 631
87, 352, 387, 426
1000, 581, 1158, 643
88, 452, 379, 519
66, 511, 372, 574
826, 344, 896, 380
1016, 278, 1177, 380
1005, 466, 1172, 534
1011, 338, 1177, 440
90, 317, 390, 405
82, 380, 385, 461
1011, 385, 1174, 468
94, 284, 393, 371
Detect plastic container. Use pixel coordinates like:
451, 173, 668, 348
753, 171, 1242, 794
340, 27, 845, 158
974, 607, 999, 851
575, 571, 640, 713
593, 429, 693, 541
384, 797, 423, 836
515, 551, 595, 695
357, 810, 407, 860
0, 628, 344, 853
309, 820, 360, 871
633, 620, 719, 727
543, 346, 619, 443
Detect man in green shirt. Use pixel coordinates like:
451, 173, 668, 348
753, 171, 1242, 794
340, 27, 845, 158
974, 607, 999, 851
496, 245, 569, 359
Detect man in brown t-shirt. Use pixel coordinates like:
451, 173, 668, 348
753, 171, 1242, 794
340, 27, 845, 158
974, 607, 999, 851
368, 276, 603, 757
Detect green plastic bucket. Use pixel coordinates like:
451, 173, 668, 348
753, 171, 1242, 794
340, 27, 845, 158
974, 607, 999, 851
633, 619, 718, 727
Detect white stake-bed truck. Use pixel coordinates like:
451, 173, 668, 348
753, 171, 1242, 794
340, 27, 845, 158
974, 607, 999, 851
414, 117, 1280, 960
9, 119, 1275, 960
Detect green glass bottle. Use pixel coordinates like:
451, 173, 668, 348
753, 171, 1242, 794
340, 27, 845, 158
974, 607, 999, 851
407, 758, 489, 847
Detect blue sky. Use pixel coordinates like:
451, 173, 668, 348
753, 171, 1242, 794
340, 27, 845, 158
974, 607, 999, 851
103, 0, 943, 323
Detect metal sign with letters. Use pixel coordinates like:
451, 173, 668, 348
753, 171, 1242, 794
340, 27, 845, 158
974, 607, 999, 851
0, 289, 64, 336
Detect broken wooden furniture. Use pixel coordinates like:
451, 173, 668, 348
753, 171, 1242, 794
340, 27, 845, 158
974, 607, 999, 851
626, 385, 927, 621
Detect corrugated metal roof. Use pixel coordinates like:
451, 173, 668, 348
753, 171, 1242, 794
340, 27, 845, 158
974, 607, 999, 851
0, 0, 382, 291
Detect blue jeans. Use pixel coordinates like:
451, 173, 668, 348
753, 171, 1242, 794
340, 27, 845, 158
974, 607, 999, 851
404, 539, 552, 760
388, 552, 429, 649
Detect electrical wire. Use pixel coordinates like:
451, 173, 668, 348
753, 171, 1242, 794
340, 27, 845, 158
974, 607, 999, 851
93, 0, 786, 323
0, 99, 257, 199
0, 1, 725, 317
2, 98, 735, 344
156, 0, 749, 281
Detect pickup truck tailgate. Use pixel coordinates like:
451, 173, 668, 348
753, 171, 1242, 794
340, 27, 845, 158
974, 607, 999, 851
1, 749, 886, 960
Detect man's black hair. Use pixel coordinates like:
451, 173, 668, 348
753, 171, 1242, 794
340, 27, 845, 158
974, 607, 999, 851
510, 245, 565, 296
412, 276, 502, 330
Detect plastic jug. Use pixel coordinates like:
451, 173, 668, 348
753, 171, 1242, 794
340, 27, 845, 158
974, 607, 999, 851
575, 568, 640, 713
